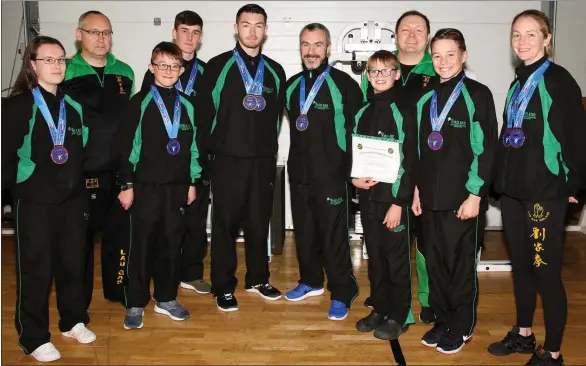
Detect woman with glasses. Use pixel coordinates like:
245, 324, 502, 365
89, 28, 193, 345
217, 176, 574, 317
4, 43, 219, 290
1, 36, 96, 363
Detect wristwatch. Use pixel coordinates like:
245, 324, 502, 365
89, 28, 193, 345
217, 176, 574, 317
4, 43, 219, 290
120, 182, 133, 191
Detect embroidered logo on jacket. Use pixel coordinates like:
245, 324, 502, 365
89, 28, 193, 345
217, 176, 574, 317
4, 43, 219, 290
313, 101, 330, 111
449, 118, 467, 128
327, 197, 343, 206
524, 112, 537, 120
116, 76, 126, 95
179, 124, 192, 131
68, 127, 82, 136
263, 86, 274, 94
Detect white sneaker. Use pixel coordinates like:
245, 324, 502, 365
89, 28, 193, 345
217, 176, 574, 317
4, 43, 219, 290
31, 342, 61, 362
62, 323, 96, 344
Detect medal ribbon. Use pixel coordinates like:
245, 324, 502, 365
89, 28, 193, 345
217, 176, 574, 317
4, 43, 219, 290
150, 85, 182, 139
232, 48, 265, 95
430, 75, 466, 132
31, 87, 67, 146
175, 58, 199, 95
299, 65, 331, 115
506, 59, 550, 129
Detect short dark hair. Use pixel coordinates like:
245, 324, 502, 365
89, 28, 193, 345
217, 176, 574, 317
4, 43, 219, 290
431, 28, 467, 52
299, 23, 331, 45
151, 41, 183, 64
174, 10, 203, 29
395, 10, 430, 35
236, 4, 267, 23
78, 10, 110, 28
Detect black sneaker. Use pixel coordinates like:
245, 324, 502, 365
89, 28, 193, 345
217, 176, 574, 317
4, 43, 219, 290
364, 297, 373, 308
436, 329, 465, 354
421, 323, 448, 348
245, 283, 282, 300
356, 310, 387, 332
419, 306, 436, 324
526, 345, 564, 365
488, 326, 536, 356
373, 318, 403, 341
216, 293, 238, 312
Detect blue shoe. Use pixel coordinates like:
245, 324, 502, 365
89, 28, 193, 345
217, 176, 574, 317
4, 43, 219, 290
328, 300, 349, 320
284, 283, 324, 302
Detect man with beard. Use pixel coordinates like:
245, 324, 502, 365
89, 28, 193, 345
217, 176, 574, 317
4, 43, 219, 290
61, 10, 134, 309
283, 23, 362, 321
197, 4, 286, 312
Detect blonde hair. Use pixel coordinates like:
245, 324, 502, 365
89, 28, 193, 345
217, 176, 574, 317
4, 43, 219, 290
367, 50, 398, 70
512, 9, 553, 57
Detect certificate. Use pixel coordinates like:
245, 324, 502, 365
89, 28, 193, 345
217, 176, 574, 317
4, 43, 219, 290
350, 134, 401, 184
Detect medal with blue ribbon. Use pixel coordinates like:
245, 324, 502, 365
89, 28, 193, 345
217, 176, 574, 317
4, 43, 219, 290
505, 59, 550, 148
31, 87, 68, 164
150, 85, 182, 155
175, 58, 198, 96
297, 65, 331, 131
428, 75, 466, 150
233, 48, 266, 111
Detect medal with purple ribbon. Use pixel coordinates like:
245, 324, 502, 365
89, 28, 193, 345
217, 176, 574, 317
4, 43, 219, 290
31, 87, 68, 164
150, 85, 182, 155
428, 75, 466, 150
233, 49, 266, 112
297, 64, 331, 131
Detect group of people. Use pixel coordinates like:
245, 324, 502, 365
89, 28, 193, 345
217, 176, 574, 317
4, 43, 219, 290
2, 3, 585, 365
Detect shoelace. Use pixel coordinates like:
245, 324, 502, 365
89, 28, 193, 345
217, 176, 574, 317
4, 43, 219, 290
159, 300, 179, 310
223, 293, 233, 300
128, 307, 144, 316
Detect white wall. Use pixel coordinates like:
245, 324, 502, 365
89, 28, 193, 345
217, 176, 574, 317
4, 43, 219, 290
554, 0, 586, 95
1, 1, 25, 97
37, 1, 543, 229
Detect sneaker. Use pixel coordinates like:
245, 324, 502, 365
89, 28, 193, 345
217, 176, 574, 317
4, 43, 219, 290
436, 329, 465, 355
285, 283, 324, 301
62, 323, 96, 344
124, 307, 144, 329
364, 297, 373, 308
245, 283, 282, 300
328, 300, 349, 321
154, 300, 190, 321
31, 342, 61, 362
356, 310, 387, 332
488, 326, 536, 356
526, 345, 564, 365
419, 306, 436, 324
421, 323, 448, 348
217, 293, 238, 312
374, 318, 403, 341
180, 279, 211, 294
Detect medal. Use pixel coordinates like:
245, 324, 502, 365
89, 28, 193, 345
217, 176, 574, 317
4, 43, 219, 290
510, 129, 525, 148
167, 139, 181, 155
427, 131, 443, 150
503, 128, 512, 147
50, 145, 69, 164
175, 58, 199, 96
296, 115, 309, 131
233, 49, 266, 112
31, 87, 68, 165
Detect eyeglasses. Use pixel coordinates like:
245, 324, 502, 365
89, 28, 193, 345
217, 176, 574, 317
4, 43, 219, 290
34, 57, 67, 65
151, 63, 182, 71
78, 28, 113, 38
367, 68, 397, 77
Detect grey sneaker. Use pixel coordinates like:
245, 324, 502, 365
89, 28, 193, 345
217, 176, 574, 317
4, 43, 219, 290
154, 300, 190, 321
180, 279, 211, 294
124, 307, 144, 330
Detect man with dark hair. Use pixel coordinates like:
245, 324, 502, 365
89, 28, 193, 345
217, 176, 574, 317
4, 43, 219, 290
197, 3, 286, 312
62, 10, 134, 310
141, 10, 211, 296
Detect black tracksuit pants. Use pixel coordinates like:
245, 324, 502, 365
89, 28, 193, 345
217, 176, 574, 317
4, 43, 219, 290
209, 155, 275, 295
421, 209, 484, 338
83, 170, 130, 308
14, 195, 90, 354
180, 180, 210, 282
360, 198, 411, 324
501, 195, 568, 352
124, 183, 189, 308
290, 181, 359, 307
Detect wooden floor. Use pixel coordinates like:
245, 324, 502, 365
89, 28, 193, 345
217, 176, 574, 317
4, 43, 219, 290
2, 231, 586, 365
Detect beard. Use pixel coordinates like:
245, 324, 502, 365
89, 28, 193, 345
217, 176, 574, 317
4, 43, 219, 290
303, 54, 324, 69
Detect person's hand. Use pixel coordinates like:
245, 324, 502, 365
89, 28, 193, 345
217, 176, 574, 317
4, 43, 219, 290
412, 186, 422, 216
383, 204, 402, 229
187, 186, 196, 205
457, 194, 481, 220
352, 177, 379, 190
569, 196, 578, 204
118, 189, 134, 210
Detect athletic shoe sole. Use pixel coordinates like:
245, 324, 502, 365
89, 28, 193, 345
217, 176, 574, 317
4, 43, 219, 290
154, 305, 190, 321
437, 343, 464, 355
328, 312, 348, 321
61, 331, 96, 344
421, 339, 438, 348
373, 328, 402, 341
180, 282, 211, 294
284, 288, 325, 302
216, 303, 239, 312
123, 321, 143, 330
245, 288, 283, 301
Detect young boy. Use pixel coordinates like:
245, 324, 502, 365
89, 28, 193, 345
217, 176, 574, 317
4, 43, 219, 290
351, 50, 416, 340
115, 42, 202, 329
412, 29, 497, 354
140, 10, 211, 295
